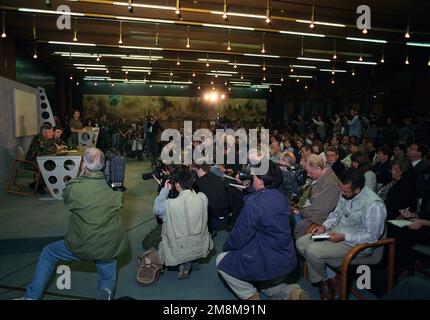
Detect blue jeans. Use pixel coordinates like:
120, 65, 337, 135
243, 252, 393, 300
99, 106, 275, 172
26, 240, 117, 300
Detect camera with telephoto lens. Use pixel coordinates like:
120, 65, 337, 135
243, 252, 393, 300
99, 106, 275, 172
142, 159, 174, 181
238, 164, 254, 183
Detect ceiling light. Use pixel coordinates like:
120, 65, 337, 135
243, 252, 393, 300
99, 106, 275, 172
362, 28, 368, 34
1, 12, 6, 38
210, 11, 266, 20
347, 61, 377, 65
297, 57, 330, 62
118, 21, 123, 44
289, 75, 313, 79
244, 54, 280, 58
128, 0, 133, 13
49, 41, 96, 46
228, 62, 259, 67
405, 56, 410, 65
265, 0, 271, 24
69, 74, 73, 80
406, 42, 430, 48
198, 58, 229, 63
241, 73, 244, 80
261, 32, 266, 54
18, 8, 84, 16
175, 0, 181, 15
352, 69, 355, 76
73, 18, 78, 42
290, 65, 317, 69
320, 69, 347, 73
227, 29, 232, 51
428, 58, 430, 67
295, 19, 346, 28
281, 76, 284, 82
119, 45, 162, 51
309, 5, 315, 29
346, 37, 387, 44
202, 23, 255, 31
170, 69, 173, 76
186, 26, 191, 48
192, 71, 196, 77
279, 30, 325, 38
332, 39, 337, 60
223, 0, 229, 20
305, 85, 308, 89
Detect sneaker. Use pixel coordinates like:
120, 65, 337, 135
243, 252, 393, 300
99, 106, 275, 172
96, 289, 112, 300
177, 264, 191, 280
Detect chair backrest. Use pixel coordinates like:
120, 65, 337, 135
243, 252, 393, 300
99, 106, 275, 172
16, 146, 26, 161
350, 224, 387, 265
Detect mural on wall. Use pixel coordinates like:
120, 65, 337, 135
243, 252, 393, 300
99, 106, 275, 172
83, 95, 267, 121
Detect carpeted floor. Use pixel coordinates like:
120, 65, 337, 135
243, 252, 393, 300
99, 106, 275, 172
0, 158, 380, 300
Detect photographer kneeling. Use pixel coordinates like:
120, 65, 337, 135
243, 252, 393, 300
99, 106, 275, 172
20, 147, 128, 300
153, 170, 214, 279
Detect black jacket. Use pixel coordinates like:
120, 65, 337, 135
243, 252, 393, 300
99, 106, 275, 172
194, 172, 230, 219
373, 160, 392, 186
385, 171, 418, 220
330, 159, 346, 178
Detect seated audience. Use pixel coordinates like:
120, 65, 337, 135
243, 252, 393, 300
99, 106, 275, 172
392, 144, 407, 162
278, 151, 302, 200
351, 151, 377, 191
153, 170, 214, 279
296, 168, 386, 300
299, 144, 313, 168
373, 145, 393, 187
217, 161, 307, 300
325, 146, 346, 178
407, 143, 429, 198
293, 154, 340, 239
388, 201, 430, 279
341, 142, 360, 168
378, 157, 418, 220
269, 141, 282, 162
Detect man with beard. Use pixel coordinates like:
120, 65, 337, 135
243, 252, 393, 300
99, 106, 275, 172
296, 168, 386, 300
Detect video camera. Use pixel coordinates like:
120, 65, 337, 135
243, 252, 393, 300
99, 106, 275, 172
104, 148, 126, 192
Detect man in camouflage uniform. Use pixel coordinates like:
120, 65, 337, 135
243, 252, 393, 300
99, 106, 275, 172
25, 123, 58, 194
26, 123, 58, 164
69, 110, 83, 146
53, 125, 68, 151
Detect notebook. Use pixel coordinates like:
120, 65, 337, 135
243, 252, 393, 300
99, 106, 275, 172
387, 220, 412, 228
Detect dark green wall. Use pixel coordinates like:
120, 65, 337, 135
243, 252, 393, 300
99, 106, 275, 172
15, 48, 58, 114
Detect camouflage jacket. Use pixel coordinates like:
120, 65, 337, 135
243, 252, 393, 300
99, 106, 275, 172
25, 134, 57, 163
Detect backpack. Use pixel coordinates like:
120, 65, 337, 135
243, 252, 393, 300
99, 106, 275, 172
136, 248, 163, 287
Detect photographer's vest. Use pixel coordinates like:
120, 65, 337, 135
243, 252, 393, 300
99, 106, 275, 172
331, 186, 385, 248
159, 190, 214, 266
